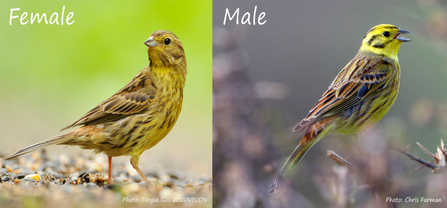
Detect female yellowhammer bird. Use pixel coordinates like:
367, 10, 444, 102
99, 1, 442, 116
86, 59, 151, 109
268, 24, 410, 194
2, 30, 187, 184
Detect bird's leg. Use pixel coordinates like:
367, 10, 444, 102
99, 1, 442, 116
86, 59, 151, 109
130, 154, 150, 183
108, 156, 113, 184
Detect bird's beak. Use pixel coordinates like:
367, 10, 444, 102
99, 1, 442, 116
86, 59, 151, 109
144, 36, 158, 47
395, 28, 411, 42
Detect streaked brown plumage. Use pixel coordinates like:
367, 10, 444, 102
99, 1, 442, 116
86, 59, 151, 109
268, 24, 410, 194
2, 30, 187, 184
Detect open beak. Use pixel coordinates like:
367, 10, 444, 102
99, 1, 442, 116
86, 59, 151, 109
144, 36, 158, 47
395, 29, 411, 42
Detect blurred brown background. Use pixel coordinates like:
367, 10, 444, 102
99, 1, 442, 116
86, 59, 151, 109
213, 0, 447, 207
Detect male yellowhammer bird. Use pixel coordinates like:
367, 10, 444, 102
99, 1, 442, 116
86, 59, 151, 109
2, 30, 187, 184
268, 24, 410, 194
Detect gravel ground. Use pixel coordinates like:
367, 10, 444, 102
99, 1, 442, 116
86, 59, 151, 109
0, 150, 212, 208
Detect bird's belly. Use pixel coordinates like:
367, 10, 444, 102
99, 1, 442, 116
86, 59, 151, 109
335, 90, 398, 135
89, 99, 183, 157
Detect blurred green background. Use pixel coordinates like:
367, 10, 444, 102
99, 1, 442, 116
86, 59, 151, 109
0, 0, 211, 178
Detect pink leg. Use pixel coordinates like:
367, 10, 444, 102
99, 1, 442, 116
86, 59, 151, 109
107, 156, 113, 184
130, 154, 150, 183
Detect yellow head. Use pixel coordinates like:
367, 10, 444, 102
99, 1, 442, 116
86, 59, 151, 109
359, 24, 410, 60
144, 30, 187, 72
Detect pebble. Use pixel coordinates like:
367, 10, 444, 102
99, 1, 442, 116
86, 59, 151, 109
113, 178, 123, 184
170, 173, 180, 180
14, 168, 24, 174
25, 174, 41, 182
159, 174, 172, 183
23, 178, 36, 183
59, 154, 70, 165
173, 179, 186, 187
16, 173, 26, 179
0, 168, 8, 174
171, 190, 185, 199
53, 173, 63, 179
22, 169, 35, 175
42, 161, 58, 171
159, 187, 173, 198
1, 176, 11, 182
5, 181, 14, 186
19, 180, 34, 187
122, 183, 141, 194
0, 152, 211, 207
31, 151, 41, 160
195, 179, 206, 186
12, 164, 21, 170
85, 182, 99, 188
132, 175, 143, 182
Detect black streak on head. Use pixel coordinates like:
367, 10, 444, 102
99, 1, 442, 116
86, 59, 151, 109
367, 35, 377, 45
372, 43, 386, 48
372, 39, 392, 49
365, 27, 376, 39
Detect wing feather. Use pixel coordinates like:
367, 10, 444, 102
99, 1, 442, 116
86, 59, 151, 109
61, 69, 156, 130
293, 54, 393, 132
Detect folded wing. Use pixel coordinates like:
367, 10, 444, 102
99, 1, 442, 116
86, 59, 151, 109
61, 70, 156, 130
293, 56, 392, 132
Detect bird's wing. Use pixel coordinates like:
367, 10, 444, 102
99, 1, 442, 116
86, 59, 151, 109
293, 55, 393, 132
61, 70, 156, 130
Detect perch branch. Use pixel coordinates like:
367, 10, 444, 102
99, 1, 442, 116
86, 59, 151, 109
326, 150, 355, 169
395, 148, 438, 170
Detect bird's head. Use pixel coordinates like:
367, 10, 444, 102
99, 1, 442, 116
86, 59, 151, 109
145, 30, 187, 71
359, 24, 410, 60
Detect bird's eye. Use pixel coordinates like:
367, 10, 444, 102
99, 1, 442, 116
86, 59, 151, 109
164, 38, 171, 45
383, 31, 390, 37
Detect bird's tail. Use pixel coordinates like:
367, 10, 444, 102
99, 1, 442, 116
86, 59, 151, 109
267, 135, 316, 195
2, 131, 74, 160
268, 118, 335, 195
